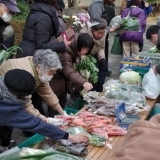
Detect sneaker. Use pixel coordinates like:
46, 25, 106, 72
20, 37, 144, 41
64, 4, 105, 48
0, 146, 8, 153
0, 139, 16, 149
8, 139, 16, 149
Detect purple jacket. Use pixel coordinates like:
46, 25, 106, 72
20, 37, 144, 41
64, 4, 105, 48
120, 7, 146, 43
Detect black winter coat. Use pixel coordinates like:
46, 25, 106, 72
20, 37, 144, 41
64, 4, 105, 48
17, 2, 66, 57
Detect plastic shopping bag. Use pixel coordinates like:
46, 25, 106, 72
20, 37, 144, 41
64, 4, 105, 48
142, 68, 160, 99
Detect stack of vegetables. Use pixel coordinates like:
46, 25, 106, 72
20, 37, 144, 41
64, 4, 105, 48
55, 110, 127, 145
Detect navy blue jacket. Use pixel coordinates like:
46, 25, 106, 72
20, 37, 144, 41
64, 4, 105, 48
0, 98, 69, 140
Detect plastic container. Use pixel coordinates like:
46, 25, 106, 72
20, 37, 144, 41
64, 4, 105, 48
64, 99, 87, 115
139, 52, 160, 66
18, 134, 44, 148
120, 67, 149, 79
115, 102, 140, 129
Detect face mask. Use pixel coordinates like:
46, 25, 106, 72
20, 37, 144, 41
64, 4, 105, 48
1, 7, 12, 22
39, 74, 53, 83
24, 95, 32, 99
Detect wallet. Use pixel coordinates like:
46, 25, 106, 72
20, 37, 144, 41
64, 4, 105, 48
57, 27, 75, 42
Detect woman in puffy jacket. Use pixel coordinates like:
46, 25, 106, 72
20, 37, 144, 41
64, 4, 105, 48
16, 0, 70, 57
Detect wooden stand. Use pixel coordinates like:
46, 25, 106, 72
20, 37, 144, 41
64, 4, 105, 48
85, 98, 157, 160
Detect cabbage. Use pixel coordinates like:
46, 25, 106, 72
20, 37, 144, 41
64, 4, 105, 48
120, 71, 141, 84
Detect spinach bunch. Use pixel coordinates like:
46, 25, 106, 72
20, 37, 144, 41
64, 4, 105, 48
75, 55, 99, 84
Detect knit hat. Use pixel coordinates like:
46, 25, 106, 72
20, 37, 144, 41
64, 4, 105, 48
4, 69, 36, 96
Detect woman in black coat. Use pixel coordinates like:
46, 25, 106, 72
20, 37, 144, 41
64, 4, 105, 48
17, 0, 69, 57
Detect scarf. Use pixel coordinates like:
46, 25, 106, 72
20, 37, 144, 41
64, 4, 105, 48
0, 77, 30, 105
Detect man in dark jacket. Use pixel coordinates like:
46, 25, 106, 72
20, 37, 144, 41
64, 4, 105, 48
16, 0, 70, 57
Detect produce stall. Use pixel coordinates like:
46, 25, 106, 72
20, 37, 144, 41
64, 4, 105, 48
6, 97, 155, 160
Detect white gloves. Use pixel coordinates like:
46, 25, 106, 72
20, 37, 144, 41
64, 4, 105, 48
63, 111, 68, 116
47, 118, 63, 126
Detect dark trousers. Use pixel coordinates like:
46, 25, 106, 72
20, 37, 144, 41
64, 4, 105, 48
139, 43, 143, 52
92, 33, 109, 92
0, 126, 13, 147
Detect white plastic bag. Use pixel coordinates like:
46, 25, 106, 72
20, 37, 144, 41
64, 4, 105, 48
142, 68, 160, 99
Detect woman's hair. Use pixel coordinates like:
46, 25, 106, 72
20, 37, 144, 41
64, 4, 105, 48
34, 0, 58, 8
33, 49, 62, 70
77, 33, 94, 53
91, 18, 108, 31
146, 25, 160, 40
130, 0, 141, 6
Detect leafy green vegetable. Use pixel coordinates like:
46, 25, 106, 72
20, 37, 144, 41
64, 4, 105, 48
0, 46, 22, 65
148, 46, 159, 53
76, 55, 99, 84
89, 134, 106, 147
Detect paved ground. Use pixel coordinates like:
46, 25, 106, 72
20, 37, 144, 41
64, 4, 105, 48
12, 21, 155, 147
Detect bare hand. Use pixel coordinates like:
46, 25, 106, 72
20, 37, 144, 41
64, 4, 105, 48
145, 3, 149, 8
68, 133, 89, 143
83, 82, 93, 91
63, 34, 72, 47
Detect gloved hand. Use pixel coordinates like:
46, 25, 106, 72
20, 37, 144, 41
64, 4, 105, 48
47, 118, 63, 126
99, 58, 106, 69
63, 111, 68, 116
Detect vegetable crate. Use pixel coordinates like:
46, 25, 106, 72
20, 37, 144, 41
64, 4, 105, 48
120, 67, 149, 79
18, 134, 45, 148
64, 99, 87, 115
138, 52, 160, 66
120, 57, 151, 69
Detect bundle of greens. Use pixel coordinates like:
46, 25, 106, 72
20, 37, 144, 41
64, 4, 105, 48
75, 55, 99, 84
0, 46, 22, 65
110, 15, 139, 36
89, 134, 107, 147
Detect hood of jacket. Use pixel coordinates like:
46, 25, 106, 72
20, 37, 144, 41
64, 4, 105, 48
30, 2, 59, 36
125, 6, 144, 17
30, 2, 57, 20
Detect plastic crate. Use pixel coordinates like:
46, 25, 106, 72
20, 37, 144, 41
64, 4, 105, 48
120, 57, 151, 69
120, 67, 149, 79
64, 99, 87, 115
139, 52, 160, 66
18, 134, 44, 148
